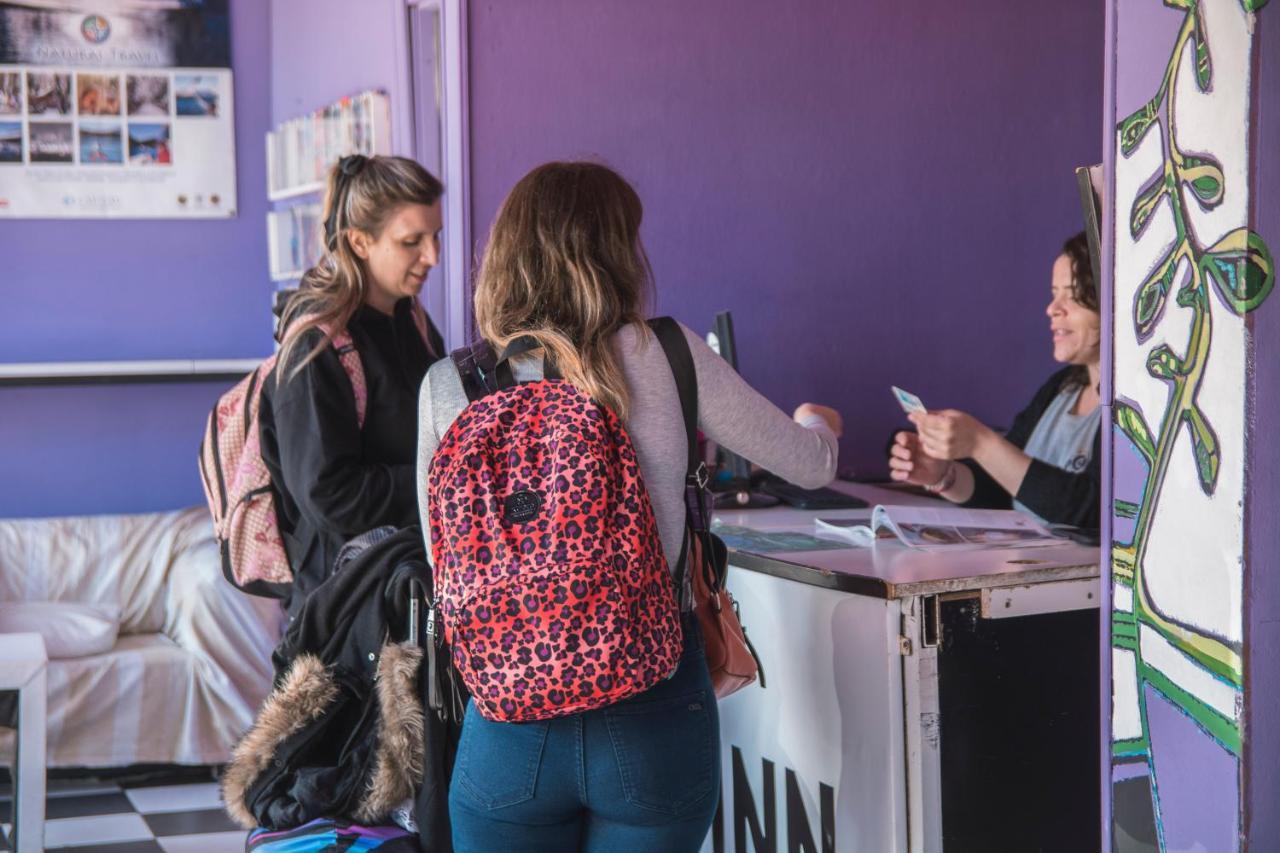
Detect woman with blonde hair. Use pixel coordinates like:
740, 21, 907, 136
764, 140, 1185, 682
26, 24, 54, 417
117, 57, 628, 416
417, 161, 842, 851
260, 154, 445, 617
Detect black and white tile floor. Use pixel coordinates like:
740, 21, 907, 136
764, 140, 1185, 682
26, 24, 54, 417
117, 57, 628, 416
0, 773, 245, 852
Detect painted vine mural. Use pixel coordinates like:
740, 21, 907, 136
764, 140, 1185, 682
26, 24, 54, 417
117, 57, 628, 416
1112, 0, 1273, 848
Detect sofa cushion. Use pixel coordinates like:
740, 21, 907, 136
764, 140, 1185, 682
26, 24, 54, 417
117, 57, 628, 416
0, 601, 120, 659
0, 507, 215, 634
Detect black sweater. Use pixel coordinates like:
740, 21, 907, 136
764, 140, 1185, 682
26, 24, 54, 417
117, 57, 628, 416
961, 367, 1102, 529
259, 297, 444, 613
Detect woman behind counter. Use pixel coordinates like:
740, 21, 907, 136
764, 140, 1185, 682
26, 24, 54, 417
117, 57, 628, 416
888, 232, 1101, 529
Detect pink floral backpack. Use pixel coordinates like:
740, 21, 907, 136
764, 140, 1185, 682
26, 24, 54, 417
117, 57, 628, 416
200, 306, 429, 598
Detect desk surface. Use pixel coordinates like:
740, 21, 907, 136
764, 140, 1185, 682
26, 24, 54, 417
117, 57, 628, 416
716, 481, 1100, 599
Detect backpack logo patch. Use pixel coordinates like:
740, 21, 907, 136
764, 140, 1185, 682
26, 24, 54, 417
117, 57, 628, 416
503, 489, 542, 523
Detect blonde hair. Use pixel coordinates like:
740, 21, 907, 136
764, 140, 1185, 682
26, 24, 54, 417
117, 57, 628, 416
473, 161, 653, 417
277, 155, 443, 378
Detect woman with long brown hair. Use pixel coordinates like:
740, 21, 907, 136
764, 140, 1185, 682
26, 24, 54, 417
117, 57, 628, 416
417, 161, 842, 851
259, 154, 445, 616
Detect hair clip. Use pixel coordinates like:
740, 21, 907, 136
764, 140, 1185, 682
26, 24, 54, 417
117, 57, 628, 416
323, 156, 370, 249
338, 154, 368, 177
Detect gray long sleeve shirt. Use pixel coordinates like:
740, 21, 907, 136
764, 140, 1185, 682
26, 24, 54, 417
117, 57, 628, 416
416, 321, 838, 572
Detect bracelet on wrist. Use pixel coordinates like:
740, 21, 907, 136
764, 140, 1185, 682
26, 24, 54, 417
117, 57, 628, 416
924, 461, 957, 494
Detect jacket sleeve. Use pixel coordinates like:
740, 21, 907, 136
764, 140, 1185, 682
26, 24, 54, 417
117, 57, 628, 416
269, 342, 419, 538
961, 368, 1097, 524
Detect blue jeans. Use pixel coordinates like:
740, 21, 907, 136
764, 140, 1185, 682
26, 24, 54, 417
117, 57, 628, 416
449, 616, 720, 852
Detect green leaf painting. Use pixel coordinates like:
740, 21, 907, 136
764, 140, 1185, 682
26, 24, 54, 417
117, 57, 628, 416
1201, 228, 1276, 314
1114, 500, 1141, 520
1120, 99, 1160, 156
1133, 250, 1178, 340
1181, 155, 1225, 208
1145, 345, 1180, 380
1183, 404, 1220, 494
1193, 10, 1213, 91
1113, 0, 1275, 813
1116, 402, 1157, 462
1131, 172, 1169, 238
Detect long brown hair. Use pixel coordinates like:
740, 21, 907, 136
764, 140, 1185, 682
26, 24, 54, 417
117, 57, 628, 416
278, 155, 443, 378
473, 161, 653, 417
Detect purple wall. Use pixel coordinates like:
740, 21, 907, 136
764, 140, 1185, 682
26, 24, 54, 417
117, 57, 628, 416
466, 0, 1104, 477
0, 0, 271, 518
1246, 5, 1280, 843
2, 1, 1105, 506
270, 0, 408, 147
0, 0, 421, 519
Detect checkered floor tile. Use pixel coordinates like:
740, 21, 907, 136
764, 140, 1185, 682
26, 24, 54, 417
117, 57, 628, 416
0, 775, 245, 852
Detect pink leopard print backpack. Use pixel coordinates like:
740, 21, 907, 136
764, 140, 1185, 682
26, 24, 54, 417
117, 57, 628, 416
427, 333, 683, 722
199, 305, 431, 598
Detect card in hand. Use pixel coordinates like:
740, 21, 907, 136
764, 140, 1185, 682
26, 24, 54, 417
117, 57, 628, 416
891, 385, 926, 414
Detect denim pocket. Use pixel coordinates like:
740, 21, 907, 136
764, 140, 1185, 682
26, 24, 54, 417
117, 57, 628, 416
455, 706, 550, 810
604, 688, 717, 816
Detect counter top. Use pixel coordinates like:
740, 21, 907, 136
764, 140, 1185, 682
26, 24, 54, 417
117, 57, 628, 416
717, 481, 1100, 599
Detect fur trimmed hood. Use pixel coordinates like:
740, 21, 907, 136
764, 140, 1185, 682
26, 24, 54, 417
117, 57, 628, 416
355, 642, 425, 823
221, 643, 425, 830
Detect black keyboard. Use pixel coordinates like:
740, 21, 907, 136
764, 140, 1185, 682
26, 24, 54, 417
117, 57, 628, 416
758, 478, 869, 510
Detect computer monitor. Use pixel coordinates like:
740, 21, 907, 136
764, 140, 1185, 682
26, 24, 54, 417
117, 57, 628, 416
706, 311, 778, 508
706, 311, 753, 486
1075, 164, 1104, 289
705, 309, 868, 511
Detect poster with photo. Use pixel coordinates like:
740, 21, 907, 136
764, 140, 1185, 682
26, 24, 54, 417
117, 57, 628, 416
0, 0, 235, 218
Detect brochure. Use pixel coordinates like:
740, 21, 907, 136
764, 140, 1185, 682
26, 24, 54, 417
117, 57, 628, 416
710, 522, 851, 554
815, 506, 1057, 551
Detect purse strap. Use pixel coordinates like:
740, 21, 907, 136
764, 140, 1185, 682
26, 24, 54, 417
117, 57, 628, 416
648, 317, 715, 608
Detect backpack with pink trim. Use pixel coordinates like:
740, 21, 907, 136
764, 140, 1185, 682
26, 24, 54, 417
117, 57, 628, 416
200, 306, 430, 598
426, 322, 684, 722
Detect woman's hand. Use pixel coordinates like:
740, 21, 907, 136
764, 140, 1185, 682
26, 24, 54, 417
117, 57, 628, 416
888, 431, 950, 486
794, 403, 843, 438
907, 409, 992, 460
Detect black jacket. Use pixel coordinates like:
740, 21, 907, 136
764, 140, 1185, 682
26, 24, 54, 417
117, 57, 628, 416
962, 367, 1102, 529
259, 297, 443, 613
222, 527, 459, 850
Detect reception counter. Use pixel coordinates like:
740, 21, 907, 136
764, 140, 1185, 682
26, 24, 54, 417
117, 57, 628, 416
701, 482, 1101, 853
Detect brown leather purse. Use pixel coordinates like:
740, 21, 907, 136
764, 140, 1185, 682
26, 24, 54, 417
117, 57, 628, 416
687, 525, 763, 697
649, 317, 764, 699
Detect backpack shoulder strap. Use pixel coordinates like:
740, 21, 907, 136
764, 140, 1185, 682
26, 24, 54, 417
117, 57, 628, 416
408, 299, 441, 359
449, 340, 505, 403
647, 317, 698, 478
328, 328, 368, 429
273, 318, 370, 429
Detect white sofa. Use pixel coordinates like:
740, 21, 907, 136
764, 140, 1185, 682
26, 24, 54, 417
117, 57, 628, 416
0, 507, 282, 768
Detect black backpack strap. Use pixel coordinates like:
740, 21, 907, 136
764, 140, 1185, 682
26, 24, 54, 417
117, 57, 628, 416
648, 318, 697, 475
497, 335, 562, 381
648, 317, 715, 611
449, 340, 508, 402
648, 318, 710, 525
